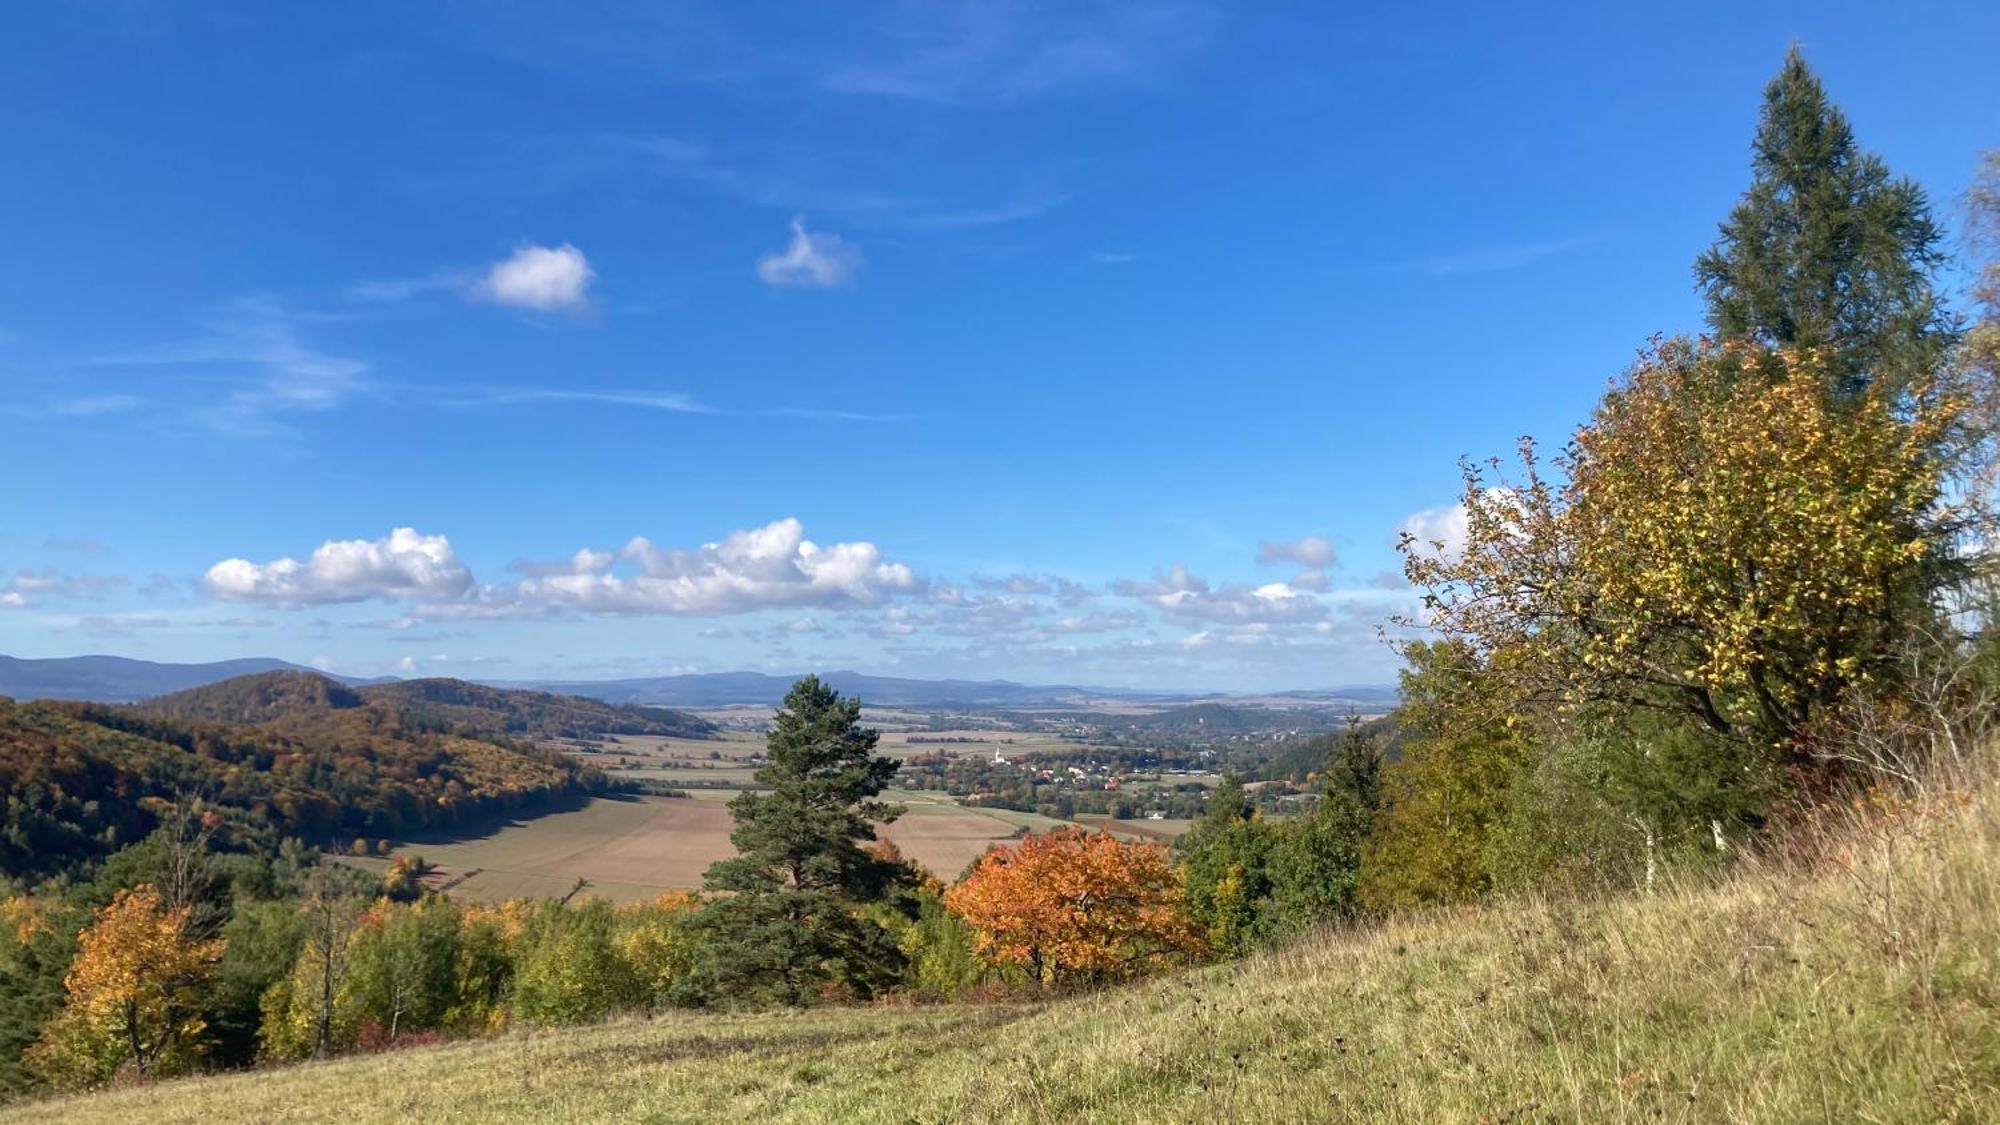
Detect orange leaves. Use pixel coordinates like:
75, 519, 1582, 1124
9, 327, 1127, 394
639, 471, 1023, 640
945, 828, 1205, 983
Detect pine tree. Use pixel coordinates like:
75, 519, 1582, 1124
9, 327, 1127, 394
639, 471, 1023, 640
687, 676, 908, 1006
1694, 47, 1951, 398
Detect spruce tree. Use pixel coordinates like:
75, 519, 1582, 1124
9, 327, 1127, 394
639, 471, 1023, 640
686, 676, 908, 1006
1694, 47, 1951, 398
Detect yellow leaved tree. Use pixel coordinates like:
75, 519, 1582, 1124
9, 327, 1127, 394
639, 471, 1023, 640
1404, 338, 1965, 760
26, 885, 224, 1089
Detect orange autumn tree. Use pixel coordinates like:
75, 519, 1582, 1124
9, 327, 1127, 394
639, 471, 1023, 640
26, 885, 224, 1089
946, 829, 1204, 985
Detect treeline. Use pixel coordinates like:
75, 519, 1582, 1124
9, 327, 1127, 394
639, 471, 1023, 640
1, 677, 1208, 1096
1173, 51, 2000, 949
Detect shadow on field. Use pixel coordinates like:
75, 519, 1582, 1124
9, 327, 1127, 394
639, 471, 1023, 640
386, 789, 646, 849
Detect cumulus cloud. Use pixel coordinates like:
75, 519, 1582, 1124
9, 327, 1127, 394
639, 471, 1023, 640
475, 244, 594, 311
971, 572, 1090, 604
1395, 503, 1469, 562
203, 528, 475, 607
1113, 564, 1327, 626
757, 217, 861, 288
1396, 489, 1520, 564
475, 517, 920, 618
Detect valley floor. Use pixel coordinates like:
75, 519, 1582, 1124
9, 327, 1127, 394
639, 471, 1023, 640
11, 777, 1999, 1124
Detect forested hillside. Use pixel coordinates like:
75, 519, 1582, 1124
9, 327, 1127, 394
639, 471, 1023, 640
139, 671, 715, 740
0, 695, 600, 886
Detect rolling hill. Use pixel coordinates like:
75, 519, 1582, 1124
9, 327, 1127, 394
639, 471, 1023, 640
139, 672, 715, 740
0, 693, 597, 885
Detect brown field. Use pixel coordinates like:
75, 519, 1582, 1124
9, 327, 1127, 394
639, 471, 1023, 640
377, 793, 1029, 903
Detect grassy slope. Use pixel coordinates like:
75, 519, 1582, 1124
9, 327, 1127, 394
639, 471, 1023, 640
13, 782, 2000, 1124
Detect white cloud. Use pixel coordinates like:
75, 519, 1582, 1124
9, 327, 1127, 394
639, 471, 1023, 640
1, 569, 128, 607
203, 528, 475, 607
475, 244, 594, 311
1113, 564, 1327, 626
1256, 535, 1336, 569
757, 217, 861, 288
461, 517, 920, 618
971, 572, 1090, 603
1396, 490, 1519, 564
1396, 502, 1470, 563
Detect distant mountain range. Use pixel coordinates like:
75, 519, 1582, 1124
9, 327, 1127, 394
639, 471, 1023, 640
0, 654, 1396, 711
507, 670, 1137, 708
510, 671, 1398, 710
0, 654, 395, 703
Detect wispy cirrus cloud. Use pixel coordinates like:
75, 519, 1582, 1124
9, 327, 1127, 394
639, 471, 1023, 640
92, 297, 371, 437
819, 1, 1218, 104
440, 2, 1217, 105
1401, 236, 1592, 277
2, 568, 130, 608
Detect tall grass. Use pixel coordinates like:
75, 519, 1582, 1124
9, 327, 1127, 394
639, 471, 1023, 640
10, 764, 1998, 1123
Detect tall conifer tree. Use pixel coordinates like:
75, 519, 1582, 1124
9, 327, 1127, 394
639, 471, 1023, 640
688, 676, 907, 1005
1695, 47, 1951, 397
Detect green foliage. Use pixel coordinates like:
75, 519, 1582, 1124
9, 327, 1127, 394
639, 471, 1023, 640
1360, 641, 1532, 911
1695, 47, 1952, 398
1175, 776, 1277, 956
0, 896, 84, 1097
889, 891, 996, 1000
346, 899, 464, 1040
1177, 739, 1383, 954
690, 677, 911, 1006
510, 900, 638, 1026
209, 899, 307, 1068
1267, 725, 1380, 931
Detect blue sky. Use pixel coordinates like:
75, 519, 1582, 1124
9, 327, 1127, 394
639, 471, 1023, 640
3, 1, 1997, 691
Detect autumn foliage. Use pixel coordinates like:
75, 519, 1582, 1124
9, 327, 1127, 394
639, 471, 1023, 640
946, 829, 1204, 984
26, 886, 223, 1089
1405, 340, 1962, 754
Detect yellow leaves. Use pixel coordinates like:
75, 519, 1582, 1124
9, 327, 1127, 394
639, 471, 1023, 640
29, 885, 224, 1088
1404, 336, 1959, 744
